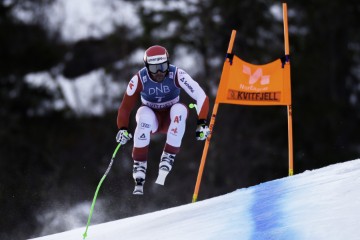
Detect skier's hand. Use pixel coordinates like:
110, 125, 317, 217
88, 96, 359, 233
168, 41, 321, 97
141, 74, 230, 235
116, 128, 132, 145
196, 119, 210, 141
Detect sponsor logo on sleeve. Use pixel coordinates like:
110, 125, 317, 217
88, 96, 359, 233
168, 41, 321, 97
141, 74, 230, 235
126, 76, 138, 96
179, 77, 194, 93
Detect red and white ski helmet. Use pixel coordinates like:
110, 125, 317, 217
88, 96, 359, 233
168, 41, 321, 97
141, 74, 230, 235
143, 45, 169, 65
143, 45, 170, 74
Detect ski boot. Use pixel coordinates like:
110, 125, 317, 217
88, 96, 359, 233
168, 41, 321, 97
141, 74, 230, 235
155, 152, 175, 185
132, 160, 147, 195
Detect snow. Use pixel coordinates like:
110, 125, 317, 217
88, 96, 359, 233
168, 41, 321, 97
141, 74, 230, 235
16, 1, 207, 117
25, 69, 124, 116
57, 69, 122, 116
10, 0, 140, 42
46, 0, 140, 42
29, 159, 360, 240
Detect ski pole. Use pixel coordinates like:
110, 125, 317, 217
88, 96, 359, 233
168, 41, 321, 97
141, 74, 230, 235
192, 102, 218, 203
192, 30, 236, 203
83, 142, 122, 240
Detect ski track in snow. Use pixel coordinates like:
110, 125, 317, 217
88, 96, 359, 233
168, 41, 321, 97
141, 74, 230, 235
29, 159, 360, 240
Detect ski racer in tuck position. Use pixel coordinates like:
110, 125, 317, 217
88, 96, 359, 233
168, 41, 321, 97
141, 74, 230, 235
116, 45, 210, 195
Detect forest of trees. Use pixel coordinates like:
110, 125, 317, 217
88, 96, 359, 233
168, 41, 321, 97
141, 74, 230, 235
1, 1, 360, 239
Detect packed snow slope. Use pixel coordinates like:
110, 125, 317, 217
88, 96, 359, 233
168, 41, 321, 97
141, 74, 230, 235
30, 159, 360, 240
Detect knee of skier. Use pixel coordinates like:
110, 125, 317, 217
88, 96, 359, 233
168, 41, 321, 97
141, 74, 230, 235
170, 103, 188, 122
136, 106, 158, 132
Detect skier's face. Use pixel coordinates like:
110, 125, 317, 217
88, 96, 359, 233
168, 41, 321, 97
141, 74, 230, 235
150, 71, 166, 82
147, 62, 168, 82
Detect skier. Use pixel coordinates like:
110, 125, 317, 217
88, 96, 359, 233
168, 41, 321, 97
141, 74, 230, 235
116, 45, 210, 195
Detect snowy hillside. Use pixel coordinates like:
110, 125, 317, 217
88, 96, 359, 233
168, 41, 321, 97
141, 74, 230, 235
29, 159, 360, 240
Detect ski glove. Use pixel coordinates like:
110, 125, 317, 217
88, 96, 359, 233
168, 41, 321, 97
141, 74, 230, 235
116, 128, 132, 145
196, 119, 210, 141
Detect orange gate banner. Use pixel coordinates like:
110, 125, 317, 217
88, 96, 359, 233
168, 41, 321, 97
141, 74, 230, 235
216, 56, 291, 106
192, 3, 293, 203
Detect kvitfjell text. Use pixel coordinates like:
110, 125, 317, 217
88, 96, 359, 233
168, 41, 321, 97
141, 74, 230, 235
228, 90, 281, 102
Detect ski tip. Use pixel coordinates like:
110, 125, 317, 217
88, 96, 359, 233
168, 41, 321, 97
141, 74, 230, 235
133, 185, 144, 195
133, 190, 144, 195
155, 179, 165, 185
155, 169, 169, 185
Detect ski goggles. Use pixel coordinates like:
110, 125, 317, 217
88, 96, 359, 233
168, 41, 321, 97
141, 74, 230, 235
147, 62, 169, 74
